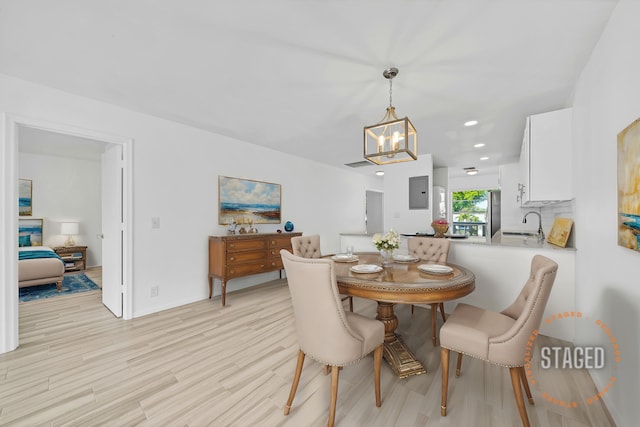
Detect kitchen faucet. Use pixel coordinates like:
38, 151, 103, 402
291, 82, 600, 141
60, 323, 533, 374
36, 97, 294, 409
523, 211, 545, 241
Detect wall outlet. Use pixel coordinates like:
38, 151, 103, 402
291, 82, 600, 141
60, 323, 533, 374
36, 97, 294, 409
150, 286, 159, 297
151, 217, 160, 229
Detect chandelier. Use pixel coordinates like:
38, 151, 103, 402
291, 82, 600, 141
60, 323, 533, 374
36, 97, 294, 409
364, 67, 417, 165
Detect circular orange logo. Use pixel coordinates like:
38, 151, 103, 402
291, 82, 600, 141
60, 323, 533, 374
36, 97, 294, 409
524, 311, 621, 408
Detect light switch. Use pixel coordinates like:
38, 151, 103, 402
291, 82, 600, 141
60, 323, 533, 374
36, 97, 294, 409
151, 217, 160, 229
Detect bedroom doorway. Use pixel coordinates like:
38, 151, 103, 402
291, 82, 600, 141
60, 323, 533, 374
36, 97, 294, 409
1, 114, 133, 352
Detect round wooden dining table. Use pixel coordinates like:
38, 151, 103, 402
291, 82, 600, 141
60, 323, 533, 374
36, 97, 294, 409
330, 252, 475, 378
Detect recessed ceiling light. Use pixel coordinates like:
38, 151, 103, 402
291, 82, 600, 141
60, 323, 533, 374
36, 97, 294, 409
464, 120, 478, 127
464, 167, 478, 175
375, 170, 385, 176
473, 143, 485, 148
480, 156, 489, 160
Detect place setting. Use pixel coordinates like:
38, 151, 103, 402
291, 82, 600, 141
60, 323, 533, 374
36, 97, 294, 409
350, 264, 383, 274
392, 254, 419, 263
417, 264, 454, 275
331, 245, 359, 263
331, 253, 359, 263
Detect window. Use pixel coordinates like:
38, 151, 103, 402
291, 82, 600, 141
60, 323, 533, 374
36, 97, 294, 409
451, 190, 488, 240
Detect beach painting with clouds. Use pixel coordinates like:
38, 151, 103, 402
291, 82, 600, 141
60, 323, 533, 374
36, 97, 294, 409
218, 176, 281, 225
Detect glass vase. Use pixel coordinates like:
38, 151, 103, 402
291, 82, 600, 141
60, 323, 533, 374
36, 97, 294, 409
380, 249, 395, 267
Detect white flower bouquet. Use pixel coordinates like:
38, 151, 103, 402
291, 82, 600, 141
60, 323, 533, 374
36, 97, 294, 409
372, 229, 400, 251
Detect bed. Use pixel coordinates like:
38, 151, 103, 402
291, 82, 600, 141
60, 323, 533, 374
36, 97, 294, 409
18, 246, 65, 291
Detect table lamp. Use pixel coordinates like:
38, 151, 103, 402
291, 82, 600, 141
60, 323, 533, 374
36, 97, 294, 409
60, 222, 79, 246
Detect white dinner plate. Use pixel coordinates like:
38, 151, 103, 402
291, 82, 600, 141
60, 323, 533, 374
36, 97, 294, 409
392, 254, 419, 262
350, 264, 383, 273
332, 254, 359, 262
418, 264, 453, 274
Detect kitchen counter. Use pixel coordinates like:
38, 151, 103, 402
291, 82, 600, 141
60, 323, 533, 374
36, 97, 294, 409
341, 230, 576, 252
488, 230, 575, 250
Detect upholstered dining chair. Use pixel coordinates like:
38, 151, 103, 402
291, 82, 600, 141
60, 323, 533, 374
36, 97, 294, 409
291, 234, 353, 311
440, 255, 558, 427
408, 236, 451, 345
280, 250, 384, 427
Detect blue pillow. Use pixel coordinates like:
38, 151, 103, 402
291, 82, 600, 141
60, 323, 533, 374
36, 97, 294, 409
18, 235, 31, 247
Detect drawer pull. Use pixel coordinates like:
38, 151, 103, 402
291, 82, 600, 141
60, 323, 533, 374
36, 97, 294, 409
229, 256, 235, 261
229, 269, 235, 274
260, 264, 265, 268
229, 243, 235, 248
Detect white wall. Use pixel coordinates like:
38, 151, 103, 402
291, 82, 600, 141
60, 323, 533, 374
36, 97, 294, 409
0, 73, 381, 331
572, 1, 640, 424
18, 152, 102, 267
383, 154, 434, 234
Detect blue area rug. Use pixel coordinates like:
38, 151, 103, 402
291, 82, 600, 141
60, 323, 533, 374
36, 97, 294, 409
19, 273, 100, 303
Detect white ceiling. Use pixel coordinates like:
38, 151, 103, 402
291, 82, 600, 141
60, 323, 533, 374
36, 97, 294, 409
0, 1, 617, 174
18, 125, 107, 161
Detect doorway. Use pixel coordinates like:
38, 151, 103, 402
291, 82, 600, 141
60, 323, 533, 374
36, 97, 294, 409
365, 190, 384, 234
1, 114, 133, 353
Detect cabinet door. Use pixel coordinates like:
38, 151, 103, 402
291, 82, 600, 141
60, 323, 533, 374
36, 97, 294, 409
528, 108, 572, 202
519, 117, 531, 205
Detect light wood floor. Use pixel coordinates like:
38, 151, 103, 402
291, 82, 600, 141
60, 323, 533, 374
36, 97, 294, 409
1, 279, 615, 426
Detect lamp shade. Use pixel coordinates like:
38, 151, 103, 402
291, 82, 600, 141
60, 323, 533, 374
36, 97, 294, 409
60, 222, 79, 235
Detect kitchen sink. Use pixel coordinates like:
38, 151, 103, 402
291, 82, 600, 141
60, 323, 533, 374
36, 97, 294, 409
502, 231, 538, 237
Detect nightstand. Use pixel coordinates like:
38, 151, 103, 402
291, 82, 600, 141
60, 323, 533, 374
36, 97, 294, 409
54, 245, 88, 272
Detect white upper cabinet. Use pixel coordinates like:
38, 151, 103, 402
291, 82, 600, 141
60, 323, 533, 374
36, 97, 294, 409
518, 108, 573, 206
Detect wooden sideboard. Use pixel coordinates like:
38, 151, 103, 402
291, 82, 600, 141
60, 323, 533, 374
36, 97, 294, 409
208, 232, 301, 306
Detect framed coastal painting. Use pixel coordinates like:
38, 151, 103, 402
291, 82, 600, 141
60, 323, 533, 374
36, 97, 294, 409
218, 176, 282, 225
617, 117, 640, 252
18, 218, 43, 247
19, 178, 32, 216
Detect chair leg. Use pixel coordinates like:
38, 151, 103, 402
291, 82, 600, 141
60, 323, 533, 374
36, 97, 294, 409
441, 347, 450, 416
519, 366, 535, 404
341, 296, 354, 312
455, 352, 463, 377
373, 345, 383, 407
328, 365, 340, 427
284, 350, 305, 416
431, 303, 438, 346
439, 302, 446, 322
509, 367, 531, 427
411, 304, 415, 315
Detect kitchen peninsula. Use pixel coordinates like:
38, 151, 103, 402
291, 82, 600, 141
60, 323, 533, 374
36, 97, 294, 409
340, 231, 576, 341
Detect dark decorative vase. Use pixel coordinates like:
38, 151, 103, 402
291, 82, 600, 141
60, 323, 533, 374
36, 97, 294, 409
284, 221, 294, 232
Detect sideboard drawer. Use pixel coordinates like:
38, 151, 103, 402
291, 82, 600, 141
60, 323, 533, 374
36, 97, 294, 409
227, 262, 270, 278
227, 250, 268, 265
227, 239, 267, 252
268, 235, 294, 248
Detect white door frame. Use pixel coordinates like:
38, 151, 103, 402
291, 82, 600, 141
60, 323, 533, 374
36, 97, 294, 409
0, 113, 133, 354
